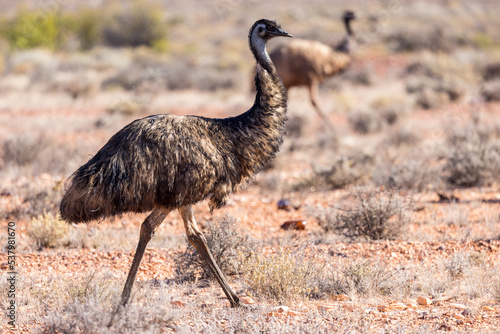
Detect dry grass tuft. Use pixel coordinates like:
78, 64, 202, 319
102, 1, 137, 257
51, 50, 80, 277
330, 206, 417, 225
242, 246, 316, 303
174, 215, 256, 281
28, 211, 69, 250
444, 125, 500, 187
316, 187, 409, 241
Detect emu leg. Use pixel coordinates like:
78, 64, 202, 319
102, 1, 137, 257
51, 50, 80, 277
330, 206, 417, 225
308, 83, 334, 130
179, 205, 241, 307
109, 207, 168, 326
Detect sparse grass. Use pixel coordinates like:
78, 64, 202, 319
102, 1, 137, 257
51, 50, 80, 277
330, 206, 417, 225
4, 179, 63, 220
444, 124, 500, 187
2, 134, 48, 167
445, 251, 487, 280
308, 152, 374, 190
242, 246, 316, 303
373, 155, 439, 192
174, 215, 257, 281
348, 110, 382, 134
315, 187, 409, 241
101, 2, 167, 49
28, 211, 69, 250
481, 80, 500, 102
385, 28, 453, 53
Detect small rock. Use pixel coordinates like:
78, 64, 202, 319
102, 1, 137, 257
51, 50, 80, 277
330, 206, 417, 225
450, 303, 467, 310
482, 306, 495, 312
273, 305, 289, 313
287, 310, 300, 316
317, 304, 336, 312
332, 294, 349, 301
390, 302, 408, 310
417, 297, 432, 306
280, 220, 307, 230
342, 305, 354, 312
452, 313, 465, 320
240, 296, 255, 305
171, 300, 185, 307
201, 301, 215, 308
277, 199, 291, 211
378, 305, 390, 312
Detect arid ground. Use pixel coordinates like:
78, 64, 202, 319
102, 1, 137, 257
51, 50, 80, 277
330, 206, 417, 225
1, 1, 500, 333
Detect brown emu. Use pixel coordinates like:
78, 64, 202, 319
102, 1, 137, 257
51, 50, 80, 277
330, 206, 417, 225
270, 11, 356, 124
60, 19, 292, 315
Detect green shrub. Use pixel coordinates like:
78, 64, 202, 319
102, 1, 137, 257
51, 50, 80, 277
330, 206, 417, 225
75, 8, 103, 50
1, 9, 74, 50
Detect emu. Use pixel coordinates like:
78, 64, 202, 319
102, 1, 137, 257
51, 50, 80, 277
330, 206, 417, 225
270, 11, 356, 124
60, 19, 292, 316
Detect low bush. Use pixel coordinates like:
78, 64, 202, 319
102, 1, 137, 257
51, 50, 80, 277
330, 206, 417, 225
174, 215, 256, 281
444, 125, 500, 187
311, 152, 374, 190
101, 3, 167, 48
28, 211, 69, 250
315, 187, 409, 240
2, 9, 64, 50
242, 246, 316, 303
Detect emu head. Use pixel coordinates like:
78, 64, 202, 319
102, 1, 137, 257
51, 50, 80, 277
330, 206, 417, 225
343, 10, 356, 22
252, 19, 293, 41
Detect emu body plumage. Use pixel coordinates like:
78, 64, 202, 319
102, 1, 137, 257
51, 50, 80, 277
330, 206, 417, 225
60, 19, 292, 318
61, 106, 285, 222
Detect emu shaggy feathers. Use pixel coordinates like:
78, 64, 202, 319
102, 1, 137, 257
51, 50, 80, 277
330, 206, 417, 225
61, 73, 286, 223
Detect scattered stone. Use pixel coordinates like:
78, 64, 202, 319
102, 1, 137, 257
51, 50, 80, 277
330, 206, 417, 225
201, 301, 215, 308
482, 306, 495, 312
280, 220, 307, 230
171, 300, 185, 307
342, 305, 354, 312
317, 304, 336, 312
287, 310, 301, 316
332, 294, 349, 301
365, 307, 377, 314
417, 297, 432, 306
452, 313, 465, 320
390, 302, 408, 310
240, 296, 255, 305
378, 305, 390, 312
277, 199, 291, 211
437, 192, 459, 203
450, 303, 467, 310
273, 305, 289, 313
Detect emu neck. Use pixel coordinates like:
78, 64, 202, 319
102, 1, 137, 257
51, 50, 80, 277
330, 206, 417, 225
249, 31, 275, 74
344, 18, 353, 37
225, 34, 286, 180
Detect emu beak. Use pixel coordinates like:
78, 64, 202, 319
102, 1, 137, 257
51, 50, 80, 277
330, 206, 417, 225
272, 29, 293, 38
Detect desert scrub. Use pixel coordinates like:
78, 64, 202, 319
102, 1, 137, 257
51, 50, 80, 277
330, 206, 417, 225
444, 124, 500, 187
445, 251, 487, 280
101, 1, 168, 49
2, 134, 48, 167
1, 9, 76, 50
242, 247, 316, 303
28, 211, 68, 250
174, 215, 256, 281
315, 187, 409, 240
309, 152, 374, 190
